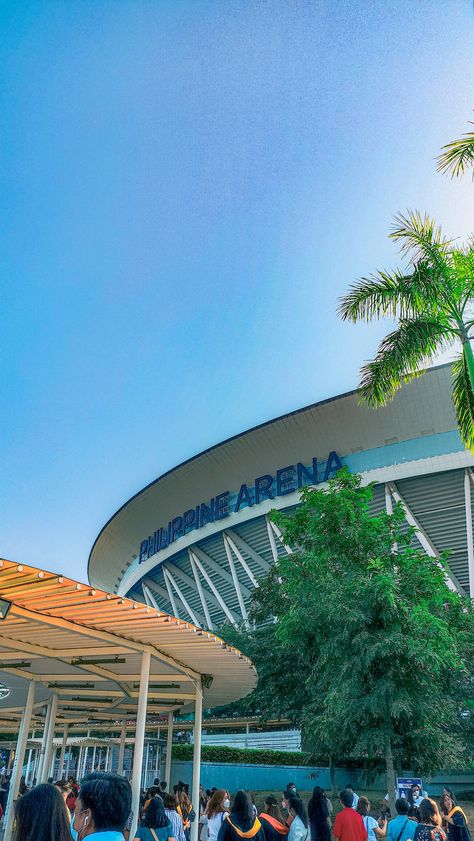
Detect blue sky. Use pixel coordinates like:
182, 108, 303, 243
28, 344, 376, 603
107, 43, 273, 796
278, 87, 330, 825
1, 1, 474, 582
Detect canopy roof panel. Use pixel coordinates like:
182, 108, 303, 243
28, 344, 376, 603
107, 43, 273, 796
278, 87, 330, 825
0, 558, 256, 727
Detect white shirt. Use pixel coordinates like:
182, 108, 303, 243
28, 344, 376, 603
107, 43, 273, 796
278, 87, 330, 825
362, 816, 378, 841
207, 811, 228, 841
351, 793, 359, 810
288, 816, 309, 841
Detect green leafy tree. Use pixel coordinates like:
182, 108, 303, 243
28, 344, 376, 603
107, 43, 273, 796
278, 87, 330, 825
437, 115, 474, 178
247, 470, 474, 815
338, 211, 474, 449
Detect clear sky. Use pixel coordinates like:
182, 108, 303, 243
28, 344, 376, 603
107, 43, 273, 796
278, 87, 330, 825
1, 1, 474, 583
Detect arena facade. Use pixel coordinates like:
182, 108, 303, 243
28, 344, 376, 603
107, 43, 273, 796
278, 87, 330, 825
88, 364, 474, 628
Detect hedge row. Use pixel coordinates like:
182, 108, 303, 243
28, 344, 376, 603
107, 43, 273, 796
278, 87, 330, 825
172, 744, 320, 766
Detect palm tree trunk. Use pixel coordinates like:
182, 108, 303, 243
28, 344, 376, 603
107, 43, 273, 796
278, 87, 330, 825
462, 336, 474, 392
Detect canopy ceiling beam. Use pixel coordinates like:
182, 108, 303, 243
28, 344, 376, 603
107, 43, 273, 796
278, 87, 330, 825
10, 604, 200, 679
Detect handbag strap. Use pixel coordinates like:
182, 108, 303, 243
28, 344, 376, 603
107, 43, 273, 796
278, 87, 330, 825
395, 818, 409, 841
150, 829, 160, 841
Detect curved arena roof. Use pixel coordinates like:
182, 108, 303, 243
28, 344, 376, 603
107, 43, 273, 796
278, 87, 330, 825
89, 364, 474, 626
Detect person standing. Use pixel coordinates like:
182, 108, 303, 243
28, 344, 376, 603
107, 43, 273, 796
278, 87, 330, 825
288, 797, 310, 841
440, 795, 471, 841
409, 787, 427, 810
413, 799, 447, 841
356, 798, 386, 841
73, 772, 132, 841
387, 798, 418, 841
346, 788, 359, 811
13, 784, 73, 841
134, 798, 175, 841
217, 791, 265, 841
333, 790, 367, 841
307, 787, 330, 841
205, 790, 230, 841
163, 793, 186, 841
259, 795, 289, 841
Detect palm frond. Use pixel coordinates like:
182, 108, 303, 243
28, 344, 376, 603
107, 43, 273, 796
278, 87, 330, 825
339, 269, 418, 322
452, 351, 474, 451
339, 262, 448, 324
390, 210, 450, 271
437, 130, 474, 179
359, 318, 452, 407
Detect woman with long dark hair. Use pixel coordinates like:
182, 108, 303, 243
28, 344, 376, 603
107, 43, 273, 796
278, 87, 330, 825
439, 794, 471, 841
414, 798, 447, 841
308, 787, 330, 841
217, 791, 265, 841
288, 796, 309, 841
259, 795, 289, 841
134, 797, 175, 841
12, 783, 72, 841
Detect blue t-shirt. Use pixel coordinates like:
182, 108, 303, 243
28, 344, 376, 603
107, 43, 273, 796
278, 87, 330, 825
387, 816, 419, 841
136, 822, 173, 841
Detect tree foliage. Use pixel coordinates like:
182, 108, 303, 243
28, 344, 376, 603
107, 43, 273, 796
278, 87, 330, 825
222, 471, 474, 807
338, 211, 474, 450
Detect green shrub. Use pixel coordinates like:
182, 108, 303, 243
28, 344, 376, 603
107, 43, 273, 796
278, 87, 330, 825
172, 744, 322, 766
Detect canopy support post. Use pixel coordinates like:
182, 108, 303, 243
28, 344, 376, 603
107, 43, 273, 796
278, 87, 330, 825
58, 725, 69, 779
190, 678, 202, 841
3, 680, 35, 840
165, 712, 173, 787
130, 650, 151, 839
118, 721, 126, 775
41, 693, 58, 782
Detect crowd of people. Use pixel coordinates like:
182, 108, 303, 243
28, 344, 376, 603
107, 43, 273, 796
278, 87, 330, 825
3, 773, 473, 841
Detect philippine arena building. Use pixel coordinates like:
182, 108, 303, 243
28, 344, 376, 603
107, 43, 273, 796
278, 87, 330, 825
88, 363, 474, 628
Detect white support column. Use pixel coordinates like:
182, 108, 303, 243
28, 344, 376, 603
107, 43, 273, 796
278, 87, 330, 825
3, 680, 35, 840
224, 533, 259, 586
49, 746, 58, 780
465, 469, 474, 598
41, 693, 58, 782
163, 567, 201, 626
190, 679, 203, 841
385, 483, 393, 515
36, 699, 53, 782
82, 745, 89, 779
189, 553, 214, 630
25, 747, 33, 784
269, 519, 292, 555
266, 517, 280, 565
190, 552, 238, 626
163, 572, 180, 618
388, 481, 458, 591
91, 745, 97, 771
223, 534, 248, 623
155, 728, 161, 773
165, 712, 173, 787
66, 746, 71, 779
118, 721, 126, 775
106, 746, 111, 772
130, 650, 151, 840
143, 743, 149, 788
78, 746, 83, 779
58, 725, 69, 779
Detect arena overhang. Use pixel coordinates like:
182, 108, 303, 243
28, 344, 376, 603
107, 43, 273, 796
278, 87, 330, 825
88, 364, 474, 626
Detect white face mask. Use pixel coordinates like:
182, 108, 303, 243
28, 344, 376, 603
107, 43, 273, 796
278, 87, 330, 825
224, 799, 230, 809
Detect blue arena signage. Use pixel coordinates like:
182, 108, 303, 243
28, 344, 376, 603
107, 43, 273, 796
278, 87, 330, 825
138, 451, 343, 563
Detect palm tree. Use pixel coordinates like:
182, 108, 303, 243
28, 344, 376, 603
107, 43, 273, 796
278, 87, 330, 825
338, 210, 474, 449
437, 116, 474, 178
